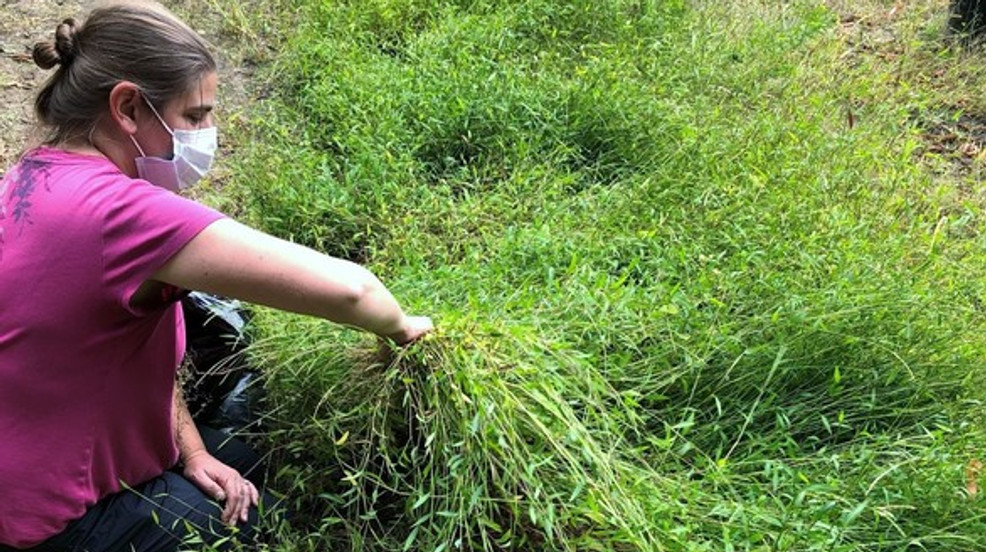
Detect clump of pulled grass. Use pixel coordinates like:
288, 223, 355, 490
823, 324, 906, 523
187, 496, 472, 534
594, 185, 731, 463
256, 317, 667, 551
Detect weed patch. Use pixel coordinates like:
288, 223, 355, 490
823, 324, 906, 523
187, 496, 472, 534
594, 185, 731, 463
203, 0, 986, 550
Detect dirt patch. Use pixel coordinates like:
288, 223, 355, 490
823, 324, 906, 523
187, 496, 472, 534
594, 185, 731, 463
919, 108, 986, 178
0, 0, 97, 172
0, 0, 260, 177
829, 1, 909, 64
825, 1, 986, 178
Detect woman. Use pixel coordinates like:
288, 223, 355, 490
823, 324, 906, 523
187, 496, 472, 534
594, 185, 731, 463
0, 2, 433, 551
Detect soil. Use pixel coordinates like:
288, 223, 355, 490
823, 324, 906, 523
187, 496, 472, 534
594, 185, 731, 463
0, 0, 96, 172
828, 0, 986, 181
0, 0, 258, 178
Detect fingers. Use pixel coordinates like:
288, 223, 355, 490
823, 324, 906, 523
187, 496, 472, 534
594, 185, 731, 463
219, 475, 239, 525
387, 315, 435, 346
188, 470, 240, 525
249, 477, 260, 504
184, 456, 259, 526
238, 478, 258, 523
193, 474, 228, 503
220, 476, 260, 526
219, 476, 248, 525
406, 315, 434, 342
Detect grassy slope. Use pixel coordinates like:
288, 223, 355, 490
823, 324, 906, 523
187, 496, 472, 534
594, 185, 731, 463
199, 0, 986, 550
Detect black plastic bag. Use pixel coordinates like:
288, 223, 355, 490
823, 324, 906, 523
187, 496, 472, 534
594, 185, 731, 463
950, 0, 986, 43
181, 291, 265, 434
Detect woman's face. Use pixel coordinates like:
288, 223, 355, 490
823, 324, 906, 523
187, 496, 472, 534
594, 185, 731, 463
132, 71, 217, 159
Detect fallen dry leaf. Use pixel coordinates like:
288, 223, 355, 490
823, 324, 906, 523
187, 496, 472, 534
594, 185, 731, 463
888, 1, 904, 20
967, 458, 982, 497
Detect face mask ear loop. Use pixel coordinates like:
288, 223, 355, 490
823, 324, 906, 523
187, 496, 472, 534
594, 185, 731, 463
140, 94, 175, 137
129, 134, 147, 157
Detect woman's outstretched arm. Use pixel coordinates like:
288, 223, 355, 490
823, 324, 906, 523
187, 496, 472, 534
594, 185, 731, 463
153, 218, 432, 343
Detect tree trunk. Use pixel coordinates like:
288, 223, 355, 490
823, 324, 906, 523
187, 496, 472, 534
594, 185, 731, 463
950, 0, 986, 43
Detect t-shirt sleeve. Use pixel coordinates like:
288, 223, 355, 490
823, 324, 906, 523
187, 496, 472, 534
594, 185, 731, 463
98, 179, 226, 313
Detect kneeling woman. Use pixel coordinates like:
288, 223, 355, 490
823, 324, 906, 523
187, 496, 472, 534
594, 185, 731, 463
0, 2, 432, 551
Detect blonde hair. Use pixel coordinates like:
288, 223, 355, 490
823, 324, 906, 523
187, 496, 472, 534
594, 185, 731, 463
32, 1, 216, 145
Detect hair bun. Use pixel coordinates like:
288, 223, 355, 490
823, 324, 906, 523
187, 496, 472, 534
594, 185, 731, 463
32, 18, 80, 70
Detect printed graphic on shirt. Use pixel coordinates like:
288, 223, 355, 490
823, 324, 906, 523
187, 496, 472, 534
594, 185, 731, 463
0, 158, 51, 262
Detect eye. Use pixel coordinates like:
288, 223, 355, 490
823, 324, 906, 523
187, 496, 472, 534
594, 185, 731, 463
185, 109, 213, 126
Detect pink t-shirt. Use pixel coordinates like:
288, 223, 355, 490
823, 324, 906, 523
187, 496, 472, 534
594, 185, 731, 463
0, 147, 226, 548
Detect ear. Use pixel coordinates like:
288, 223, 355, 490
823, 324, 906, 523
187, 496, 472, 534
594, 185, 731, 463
107, 81, 142, 135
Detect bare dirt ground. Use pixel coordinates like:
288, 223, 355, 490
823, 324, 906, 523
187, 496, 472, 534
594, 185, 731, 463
828, 0, 986, 183
0, 0, 258, 178
0, 0, 96, 172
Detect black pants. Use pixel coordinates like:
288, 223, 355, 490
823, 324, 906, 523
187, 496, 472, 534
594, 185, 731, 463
3, 427, 278, 552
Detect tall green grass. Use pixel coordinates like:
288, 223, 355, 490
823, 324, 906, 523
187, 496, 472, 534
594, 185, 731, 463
198, 0, 986, 550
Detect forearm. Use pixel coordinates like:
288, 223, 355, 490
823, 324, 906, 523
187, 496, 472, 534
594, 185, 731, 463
253, 244, 407, 336
155, 220, 408, 338
172, 380, 208, 463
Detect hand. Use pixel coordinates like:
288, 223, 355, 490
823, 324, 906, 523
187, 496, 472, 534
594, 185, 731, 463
385, 315, 434, 346
182, 451, 260, 526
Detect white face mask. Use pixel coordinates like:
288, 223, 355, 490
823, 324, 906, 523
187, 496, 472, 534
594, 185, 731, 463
129, 95, 218, 192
